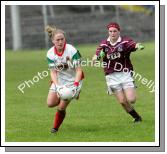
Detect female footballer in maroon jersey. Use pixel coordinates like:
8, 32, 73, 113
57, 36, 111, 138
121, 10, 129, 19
92, 22, 144, 122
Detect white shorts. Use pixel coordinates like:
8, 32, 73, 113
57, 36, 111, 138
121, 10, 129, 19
49, 80, 83, 99
105, 72, 135, 94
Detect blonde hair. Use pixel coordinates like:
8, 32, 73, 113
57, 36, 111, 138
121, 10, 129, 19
45, 25, 65, 40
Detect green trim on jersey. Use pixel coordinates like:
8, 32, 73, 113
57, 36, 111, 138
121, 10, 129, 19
72, 50, 81, 61
47, 57, 54, 64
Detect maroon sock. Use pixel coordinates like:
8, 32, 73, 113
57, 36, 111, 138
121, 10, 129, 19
53, 110, 66, 130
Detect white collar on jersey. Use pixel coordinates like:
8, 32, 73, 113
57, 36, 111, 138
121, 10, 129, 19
107, 36, 121, 46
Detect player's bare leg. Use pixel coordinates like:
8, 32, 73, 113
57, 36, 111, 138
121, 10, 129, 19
47, 92, 60, 107
114, 91, 133, 112
124, 88, 142, 122
124, 87, 136, 104
114, 90, 142, 122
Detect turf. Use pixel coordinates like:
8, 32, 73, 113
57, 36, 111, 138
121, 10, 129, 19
5, 42, 155, 142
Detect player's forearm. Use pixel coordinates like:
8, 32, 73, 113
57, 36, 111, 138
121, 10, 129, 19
92, 54, 98, 62
75, 67, 83, 82
50, 70, 58, 85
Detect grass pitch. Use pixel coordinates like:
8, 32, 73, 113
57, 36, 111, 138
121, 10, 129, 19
5, 42, 155, 142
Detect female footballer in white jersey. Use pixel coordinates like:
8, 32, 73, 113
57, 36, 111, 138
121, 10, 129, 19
46, 25, 84, 133
92, 22, 144, 122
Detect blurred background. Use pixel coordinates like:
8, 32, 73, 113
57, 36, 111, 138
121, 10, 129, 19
5, 5, 155, 50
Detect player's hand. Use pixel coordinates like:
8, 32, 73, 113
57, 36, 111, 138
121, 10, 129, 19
136, 43, 145, 50
99, 50, 105, 58
55, 85, 62, 92
73, 82, 79, 90
95, 51, 105, 61
55, 85, 61, 97
92, 51, 105, 62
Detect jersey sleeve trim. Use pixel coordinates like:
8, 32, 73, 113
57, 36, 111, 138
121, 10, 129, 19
72, 50, 82, 61
47, 57, 54, 64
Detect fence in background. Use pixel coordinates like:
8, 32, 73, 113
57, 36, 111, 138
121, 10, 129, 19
5, 5, 155, 50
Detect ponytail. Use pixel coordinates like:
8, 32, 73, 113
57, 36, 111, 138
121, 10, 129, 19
45, 25, 65, 40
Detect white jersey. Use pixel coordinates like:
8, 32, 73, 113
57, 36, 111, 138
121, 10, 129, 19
46, 43, 82, 85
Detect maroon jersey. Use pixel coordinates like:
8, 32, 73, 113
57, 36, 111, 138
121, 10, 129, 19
95, 36, 137, 75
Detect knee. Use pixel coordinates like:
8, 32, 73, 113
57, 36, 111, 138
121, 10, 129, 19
47, 101, 55, 108
47, 98, 59, 108
127, 97, 136, 104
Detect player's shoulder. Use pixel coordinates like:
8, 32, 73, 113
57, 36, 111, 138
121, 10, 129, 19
46, 46, 54, 58
65, 43, 78, 54
66, 43, 77, 51
98, 39, 109, 47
